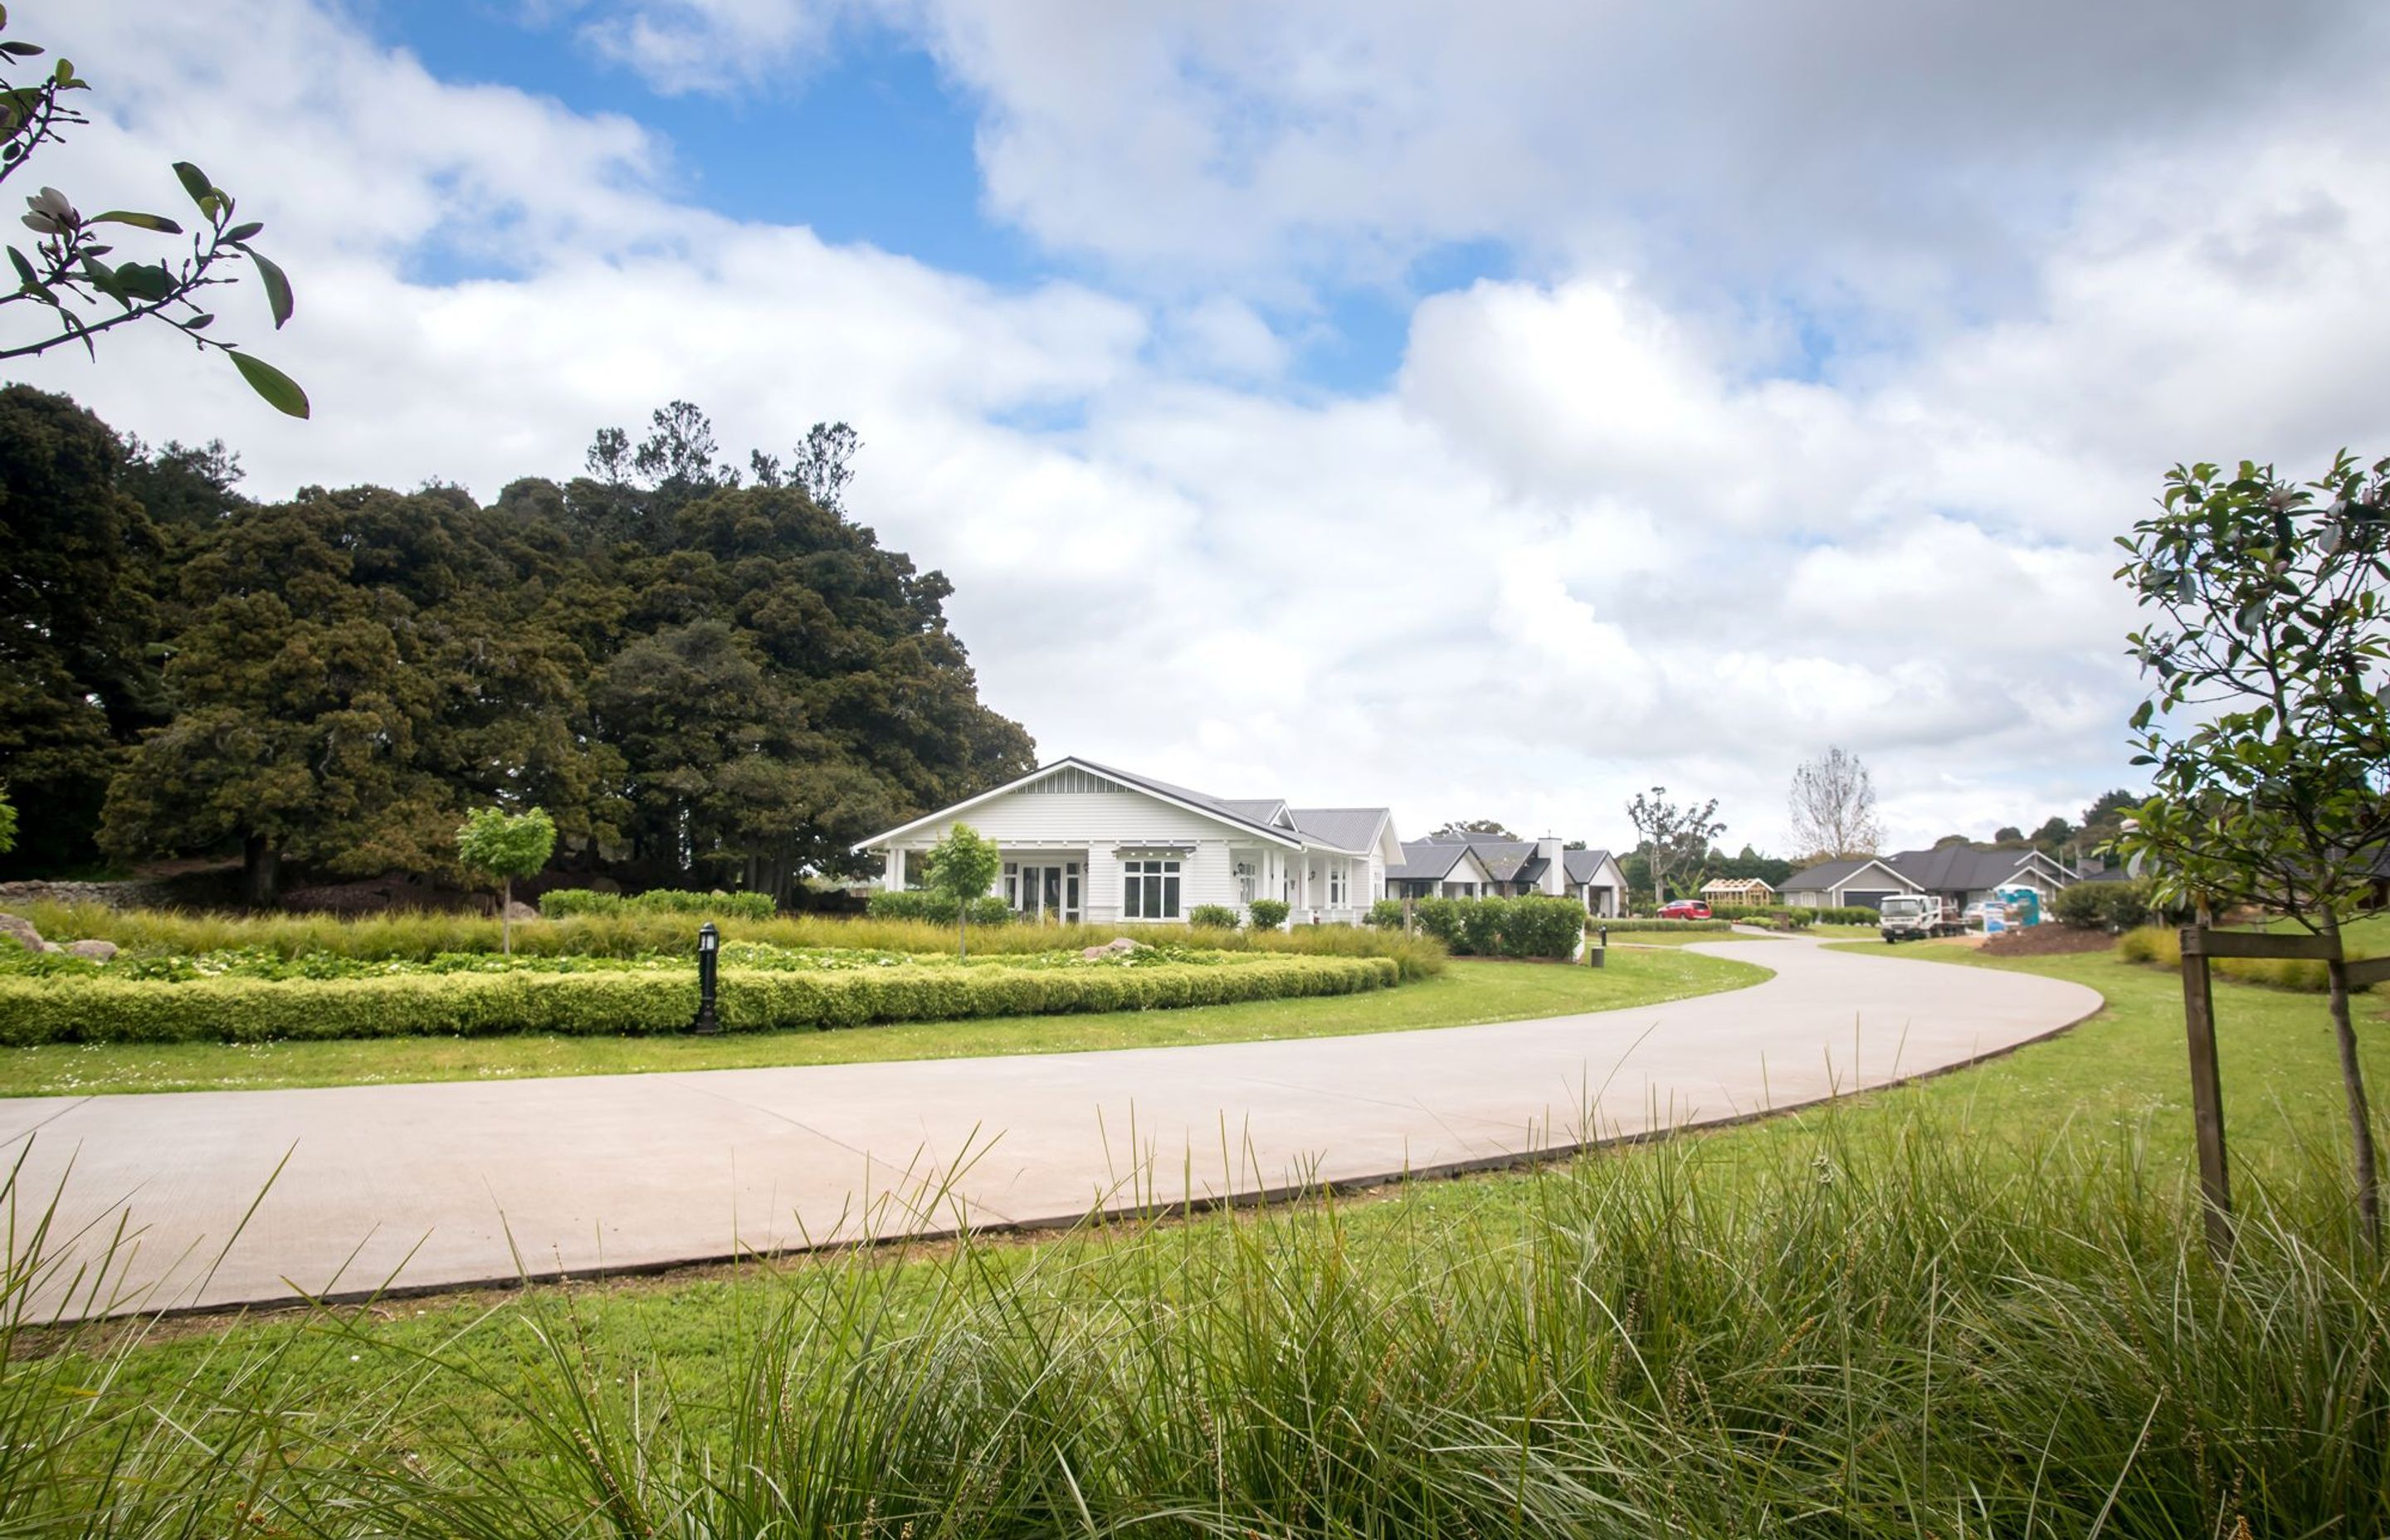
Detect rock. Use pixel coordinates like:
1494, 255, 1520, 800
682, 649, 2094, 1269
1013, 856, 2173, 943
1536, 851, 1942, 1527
1079, 937, 1147, 960
0, 912, 43, 953
66, 939, 119, 962
505, 899, 540, 923
37, 940, 63, 953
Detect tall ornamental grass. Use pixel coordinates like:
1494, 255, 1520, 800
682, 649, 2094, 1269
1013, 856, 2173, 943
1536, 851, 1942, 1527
10, 1106, 2386, 1535
12, 902, 1447, 981
2119, 923, 2383, 992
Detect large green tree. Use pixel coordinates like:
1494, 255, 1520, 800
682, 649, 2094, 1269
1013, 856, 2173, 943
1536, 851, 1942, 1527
0, 386, 165, 874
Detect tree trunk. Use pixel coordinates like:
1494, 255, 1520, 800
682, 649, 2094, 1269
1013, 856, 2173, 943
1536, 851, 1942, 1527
501, 876, 513, 957
241, 834, 280, 909
2322, 913, 2382, 1250
958, 905, 968, 961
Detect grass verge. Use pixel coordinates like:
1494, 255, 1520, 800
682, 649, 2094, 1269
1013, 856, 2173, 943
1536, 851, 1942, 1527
0, 950, 1767, 1096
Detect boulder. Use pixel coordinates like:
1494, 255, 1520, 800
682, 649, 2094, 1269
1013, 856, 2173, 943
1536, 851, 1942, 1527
505, 899, 540, 924
0, 912, 43, 953
1078, 937, 1147, 960
66, 939, 119, 962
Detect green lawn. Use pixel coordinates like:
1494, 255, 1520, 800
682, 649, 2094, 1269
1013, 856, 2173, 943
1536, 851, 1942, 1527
0, 950, 1768, 1097
18, 935, 2390, 1537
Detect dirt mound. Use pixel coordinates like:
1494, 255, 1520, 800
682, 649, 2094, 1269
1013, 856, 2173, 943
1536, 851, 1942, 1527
1978, 925, 2116, 958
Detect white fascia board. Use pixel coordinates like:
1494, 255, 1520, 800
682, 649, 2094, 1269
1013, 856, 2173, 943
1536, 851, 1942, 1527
853, 756, 1305, 853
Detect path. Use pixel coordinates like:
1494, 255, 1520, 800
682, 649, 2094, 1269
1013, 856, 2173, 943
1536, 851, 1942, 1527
1, 938, 2099, 1318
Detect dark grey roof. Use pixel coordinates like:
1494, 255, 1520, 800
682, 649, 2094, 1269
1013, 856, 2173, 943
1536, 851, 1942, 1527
1388, 842, 1475, 881
1784, 856, 1912, 891
1790, 846, 2075, 894
1218, 798, 1290, 826
1287, 807, 1388, 853
1885, 846, 2055, 893
1563, 849, 1615, 885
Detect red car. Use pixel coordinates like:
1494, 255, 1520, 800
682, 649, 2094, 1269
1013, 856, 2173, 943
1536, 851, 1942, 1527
1657, 899, 1711, 919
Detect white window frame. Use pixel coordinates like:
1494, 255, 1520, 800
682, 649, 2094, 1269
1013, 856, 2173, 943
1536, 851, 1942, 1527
1123, 859, 1182, 920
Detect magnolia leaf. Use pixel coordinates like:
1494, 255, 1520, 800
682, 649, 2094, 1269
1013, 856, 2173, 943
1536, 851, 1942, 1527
0, 40, 44, 57
92, 209, 183, 234
223, 220, 263, 243
228, 350, 309, 418
5, 242, 32, 287
248, 248, 292, 328
169, 161, 213, 208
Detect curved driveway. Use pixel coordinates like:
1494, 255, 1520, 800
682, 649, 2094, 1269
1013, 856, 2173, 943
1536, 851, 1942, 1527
2, 938, 2099, 1318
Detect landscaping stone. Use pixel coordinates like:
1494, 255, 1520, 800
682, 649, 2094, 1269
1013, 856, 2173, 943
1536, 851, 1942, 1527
0, 912, 44, 953
65, 939, 119, 962
1079, 937, 1146, 960
505, 899, 540, 923
0, 879, 184, 910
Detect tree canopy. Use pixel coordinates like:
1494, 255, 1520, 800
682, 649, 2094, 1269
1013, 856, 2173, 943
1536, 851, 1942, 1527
2, 388, 1035, 904
1427, 818, 1519, 841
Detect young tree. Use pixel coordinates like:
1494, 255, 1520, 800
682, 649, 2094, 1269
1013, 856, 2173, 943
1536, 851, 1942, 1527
1427, 818, 1519, 840
2114, 451, 2390, 1247
0, 785, 16, 855
0, 12, 305, 414
922, 821, 1002, 958
1625, 787, 1725, 905
1788, 745, 1884, 860
456, 806, 557, 956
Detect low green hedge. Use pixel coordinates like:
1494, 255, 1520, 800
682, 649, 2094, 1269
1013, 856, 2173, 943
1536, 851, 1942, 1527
863, 890, 1013, 926
539, 889, 778, 921
0, 956, 1397, 1045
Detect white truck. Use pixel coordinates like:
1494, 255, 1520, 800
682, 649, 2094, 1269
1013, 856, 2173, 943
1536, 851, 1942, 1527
1877, 894, 1962, 943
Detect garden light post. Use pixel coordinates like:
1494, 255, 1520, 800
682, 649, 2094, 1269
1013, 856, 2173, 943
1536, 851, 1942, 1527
1589, 924, 1607, 968
692, 922, 721, 1035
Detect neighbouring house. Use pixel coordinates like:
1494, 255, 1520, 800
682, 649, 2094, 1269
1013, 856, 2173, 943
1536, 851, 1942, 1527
854, 757, 1402, 927
1385, 836, 1627, 916
1700, 876, 1778, 909
1782, 846, 2080, 914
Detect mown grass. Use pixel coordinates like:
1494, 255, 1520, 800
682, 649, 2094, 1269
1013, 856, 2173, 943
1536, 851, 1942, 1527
9, 940, 2389, 1536
0, 951, 1767, 1096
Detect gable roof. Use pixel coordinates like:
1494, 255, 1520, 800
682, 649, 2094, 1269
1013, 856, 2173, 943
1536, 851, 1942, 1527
1388, 841, 1487, 882
1784, 855, 1921, 894
1562, 849, 1617, 885
856, 757, 1395, 855
1880, 845, 2072, 892
1287, 807, 1389, 855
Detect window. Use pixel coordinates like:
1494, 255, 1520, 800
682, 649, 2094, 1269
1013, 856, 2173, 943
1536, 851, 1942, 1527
1329, 868, 1347, 905
1235, 860, 1256, 904
1123, 859, 1181, 919
1003, 861, 1018, 908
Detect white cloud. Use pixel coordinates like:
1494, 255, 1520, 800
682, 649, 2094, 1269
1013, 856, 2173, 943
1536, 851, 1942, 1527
11, 0, 2390, 862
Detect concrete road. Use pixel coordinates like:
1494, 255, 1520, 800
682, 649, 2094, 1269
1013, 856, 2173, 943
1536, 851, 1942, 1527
0, 938, 2099, 1319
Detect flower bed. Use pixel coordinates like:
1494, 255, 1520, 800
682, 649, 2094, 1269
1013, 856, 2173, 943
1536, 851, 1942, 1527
0, 953, 1398, 1045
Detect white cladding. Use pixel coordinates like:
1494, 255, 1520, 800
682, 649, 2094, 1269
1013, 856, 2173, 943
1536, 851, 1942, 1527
889, 790, 1277, 922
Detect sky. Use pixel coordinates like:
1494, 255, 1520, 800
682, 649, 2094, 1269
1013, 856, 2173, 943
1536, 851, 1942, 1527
12, 0, 2390, 857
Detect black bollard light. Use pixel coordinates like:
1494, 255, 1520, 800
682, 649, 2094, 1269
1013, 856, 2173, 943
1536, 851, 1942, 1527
692, 921, 721, 1034
1588, 924, 1609, 968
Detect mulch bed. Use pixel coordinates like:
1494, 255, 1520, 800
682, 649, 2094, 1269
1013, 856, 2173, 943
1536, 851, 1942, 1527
1977, 925, 2117, 958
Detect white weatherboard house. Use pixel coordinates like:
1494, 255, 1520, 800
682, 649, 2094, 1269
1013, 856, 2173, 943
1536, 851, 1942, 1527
856, 758, 1402, 927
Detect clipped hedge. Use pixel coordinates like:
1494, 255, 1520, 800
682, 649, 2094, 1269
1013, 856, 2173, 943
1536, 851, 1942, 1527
539, 889, 778, 922
0, 955, 1397, 1046
863, 890, 1013, 927
1408, 896, 1586, 959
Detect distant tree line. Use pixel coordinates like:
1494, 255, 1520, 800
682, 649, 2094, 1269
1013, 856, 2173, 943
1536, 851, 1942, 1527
0, 387, 1035, 904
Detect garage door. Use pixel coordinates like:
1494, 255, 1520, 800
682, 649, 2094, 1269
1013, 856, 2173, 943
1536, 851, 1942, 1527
1842, 891, 1895, 911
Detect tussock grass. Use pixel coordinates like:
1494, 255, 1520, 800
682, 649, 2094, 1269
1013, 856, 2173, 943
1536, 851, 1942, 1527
12, 902, 1448, 981
14, 1106, 2388, 1535
2119, 920, 2384, 992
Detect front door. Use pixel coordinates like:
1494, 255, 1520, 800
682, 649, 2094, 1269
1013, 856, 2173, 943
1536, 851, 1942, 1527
1012, 861, 1082, 923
